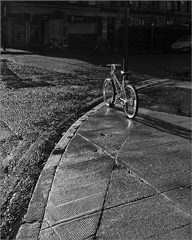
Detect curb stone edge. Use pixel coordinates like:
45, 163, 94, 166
16, 100, 105, 240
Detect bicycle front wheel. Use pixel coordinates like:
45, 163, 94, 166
103, 78, 115, 107
123, 84, 138, 119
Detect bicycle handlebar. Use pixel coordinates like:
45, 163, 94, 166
106, 64, 121, 67
106, 64, 121, 72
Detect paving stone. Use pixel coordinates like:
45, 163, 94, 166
53, 158, 113, 188
163, 186, 191, 213
119, 141, 191, 192
44, 192, 104, 225
44, 156, 114, 226
119, 125, 188, 152
52, 212, 100, 240
49, 179, 109, 206
79, 125, 135, 155
97, 195, 191, 240
105, 168, 156, 208
39, 227, 60, 240
79, 105, 130, 132
146, 224, 191, 240
59, 134, 108, 167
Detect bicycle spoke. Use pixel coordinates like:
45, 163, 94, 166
103, 78, 115, 107
123, 85, 138, 119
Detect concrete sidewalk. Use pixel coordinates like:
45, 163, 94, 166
16, 102, 191, 240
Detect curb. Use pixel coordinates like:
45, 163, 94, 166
16, 99, 105, 240
1, 49, 33, 55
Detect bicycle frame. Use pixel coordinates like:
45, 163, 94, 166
109, 64, 126, 101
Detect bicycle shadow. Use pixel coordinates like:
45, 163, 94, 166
136, 113, 191, 140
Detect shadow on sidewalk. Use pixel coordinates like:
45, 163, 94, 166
136, 113, 191, 140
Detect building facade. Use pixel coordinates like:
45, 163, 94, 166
1, 1, 191, 50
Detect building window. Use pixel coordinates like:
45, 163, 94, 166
138, 18, 145, 26
12, 22, 26, 44
167, 1, 173, 11
175, 1, 180, 11
30, 22, 44, 44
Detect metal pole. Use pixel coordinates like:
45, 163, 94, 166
4, 20, 7, 51
151, 25, 154, 52
124, 1, 128, 72
3, 6, 7, 52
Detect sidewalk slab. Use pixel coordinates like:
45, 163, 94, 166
96, 194, 191, 240
97, 164, 191, 240
119, 141, 191, 191
40, 128, 115, 239
17, 103, 191, 240
40, 212, 101, 240
78, 106, 137, 156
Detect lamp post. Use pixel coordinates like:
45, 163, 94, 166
123, 1, 128, 72
151, 17, 155, 52
3, 6, 7, 51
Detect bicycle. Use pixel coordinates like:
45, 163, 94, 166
103, 64, 138, 119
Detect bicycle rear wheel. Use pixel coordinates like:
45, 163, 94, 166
123, 84, 138, 119
103, 78, 115, 107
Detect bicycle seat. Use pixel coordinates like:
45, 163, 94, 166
120, 71, 131, 77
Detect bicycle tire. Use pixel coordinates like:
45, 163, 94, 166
103, 78, 115, 107
123, 84, 138, 119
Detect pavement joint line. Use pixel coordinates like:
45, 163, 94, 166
119, 138, 188, 153
43, 210, 102, 231
113, 121, 138, 165
41, 218, 51, 230
139, 223, 191, 240
45, 208, 102, 229
48, 226, 61, 240
160, 192, 191, 215
78, 123, 130, 133
54, 179, 109, 190
48, 191, 106, 208
58, 156, 113, 169
160, 184, 192, 194
117, 160, 191, 215
77, 132, 115, 160
101, 193, 158, 212
93, 158, 115, 238
53, 171, 110, 186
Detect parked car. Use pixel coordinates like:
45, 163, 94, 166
171, 36, 191, 52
